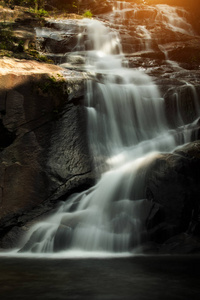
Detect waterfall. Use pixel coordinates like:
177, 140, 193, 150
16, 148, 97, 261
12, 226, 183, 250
18, 2, 198, 255
155, 4, 194, 36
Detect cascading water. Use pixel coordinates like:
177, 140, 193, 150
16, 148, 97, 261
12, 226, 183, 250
18, 2, 199, 255
155, 4, 194, 36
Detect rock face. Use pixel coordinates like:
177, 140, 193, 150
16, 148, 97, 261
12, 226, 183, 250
0, 58, 94, 248
100, 2, 200, 69
145, 141, 200, 246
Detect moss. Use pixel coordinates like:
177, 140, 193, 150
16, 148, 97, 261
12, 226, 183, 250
28, 74, 70, 121
27, 49, 53, 63
0, 5, 52, 61
0, 22, 54, 62
0, 26, 15, 51
36, 74, 67, 100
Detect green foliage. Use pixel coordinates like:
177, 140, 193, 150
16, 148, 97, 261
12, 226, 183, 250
0, 27, 14, 51
27, 49, 53, 63
2, 0, 32, 8
0, 30, 24, 53
35, 8, 48, 17
72, 1, 77, 9
1, 0, 46, 9
0, 22, 53, 61
1, 0, 87, 15
45, 0, 80, 13
83, 10, 93, 18
0, 24, 23, 52
29, 7, 48, 16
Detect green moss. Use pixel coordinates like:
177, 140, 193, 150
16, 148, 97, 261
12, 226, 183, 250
0, 4, 52, 60
0, 27, 14, 51
36, 75, 66, 99
27, 49, 53, 63
0, 29, 26, 53
29, 74, 68, 120
29, 7, 49, 18
0, 21, 53, 62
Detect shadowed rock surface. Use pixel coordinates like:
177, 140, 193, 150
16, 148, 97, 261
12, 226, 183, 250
0, 58, 95, 248
145, 141, 200, 246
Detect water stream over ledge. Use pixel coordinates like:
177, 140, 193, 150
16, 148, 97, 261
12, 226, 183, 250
9, 2, 200, 256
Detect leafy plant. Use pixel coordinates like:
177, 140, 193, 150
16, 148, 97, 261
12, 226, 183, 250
37, 8, 48, 17
83, 10, 93, 18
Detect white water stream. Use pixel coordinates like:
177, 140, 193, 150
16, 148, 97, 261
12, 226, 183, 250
17, 2, 199, 255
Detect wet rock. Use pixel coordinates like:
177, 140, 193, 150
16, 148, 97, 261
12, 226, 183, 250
159, 233, 200, 254
39, 35, 80, 54
165, 38, 200, 66
164, 83, 200, 128
35, 20, 87, 64
53, 225, 73, 252
144, 141, 200, 244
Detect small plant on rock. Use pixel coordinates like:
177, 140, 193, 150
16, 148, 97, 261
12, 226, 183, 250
83, 10, 93, 18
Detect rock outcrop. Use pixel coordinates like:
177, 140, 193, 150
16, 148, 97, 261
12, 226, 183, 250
140, 140, 200, 254
0, 58, 94, 248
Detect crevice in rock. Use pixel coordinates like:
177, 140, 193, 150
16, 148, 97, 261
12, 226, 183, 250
50, 170, 96, 200
0, 120, 16, 151
68, 95, 85, 106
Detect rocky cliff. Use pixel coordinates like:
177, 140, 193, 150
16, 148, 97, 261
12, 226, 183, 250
0, 58, 95, 248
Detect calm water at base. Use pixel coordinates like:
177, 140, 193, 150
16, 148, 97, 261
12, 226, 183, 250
0, 255, 200, 300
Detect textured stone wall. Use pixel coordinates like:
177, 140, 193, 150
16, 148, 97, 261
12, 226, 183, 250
0, 59, 95, 248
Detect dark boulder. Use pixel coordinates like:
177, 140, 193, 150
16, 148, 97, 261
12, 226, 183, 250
144, 141, 200, 246
159, 233, 200, 254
